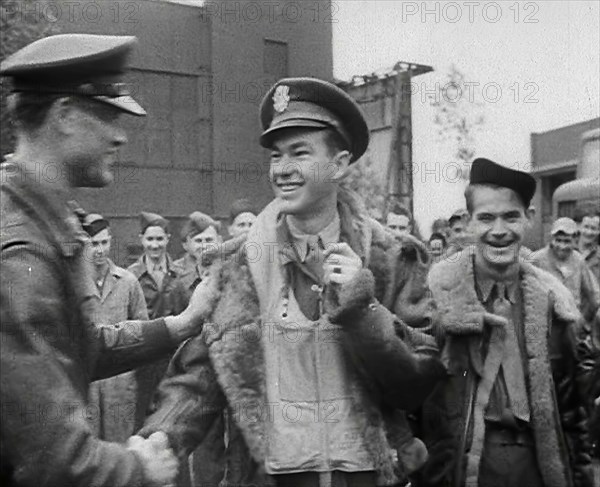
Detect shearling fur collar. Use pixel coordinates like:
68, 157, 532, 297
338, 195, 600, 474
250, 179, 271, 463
201, 189, 430, 485
428, 248, 580, 487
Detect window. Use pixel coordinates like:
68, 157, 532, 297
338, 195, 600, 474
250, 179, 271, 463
264, 39, 288, 78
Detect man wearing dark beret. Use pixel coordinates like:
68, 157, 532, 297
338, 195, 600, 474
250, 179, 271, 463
0, 34, 220, 487
141, 77, 446, 487
419, 157, 594, 486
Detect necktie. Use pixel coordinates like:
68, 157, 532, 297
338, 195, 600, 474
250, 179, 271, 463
494, 283, 531, 422
151, 264, 165, 290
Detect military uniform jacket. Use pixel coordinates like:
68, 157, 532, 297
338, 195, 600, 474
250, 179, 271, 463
140, 190, 447, 486
415, 251, 594, 487
0, 167, 175, 487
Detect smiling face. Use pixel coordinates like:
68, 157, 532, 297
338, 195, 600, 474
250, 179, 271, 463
580, 215, 600, 246
268, 128, 350, 217
140, 225, 170, 263
468, 185, 532, 272
550, 232, 575, 261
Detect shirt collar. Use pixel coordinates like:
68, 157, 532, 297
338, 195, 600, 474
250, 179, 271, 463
283, 212, 341, 263
474, 266, 519, 304
144, 254, 167, 273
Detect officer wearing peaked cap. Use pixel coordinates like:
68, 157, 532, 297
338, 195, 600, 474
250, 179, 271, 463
422, 157, 594, 487
140, 77, 445, 487
0, 34, 221, 487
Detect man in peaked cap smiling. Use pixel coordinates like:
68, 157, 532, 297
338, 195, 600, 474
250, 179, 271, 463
0, 34, 221, 487
421, 157, 594, 487
141, 77, 445, 487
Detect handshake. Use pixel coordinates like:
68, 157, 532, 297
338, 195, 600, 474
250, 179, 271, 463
127, 432, 179, 487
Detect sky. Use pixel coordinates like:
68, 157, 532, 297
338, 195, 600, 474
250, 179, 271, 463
332, 0, 600, 235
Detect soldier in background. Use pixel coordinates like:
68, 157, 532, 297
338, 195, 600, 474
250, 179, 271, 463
128, 212, 182, 431
446, 208, 469, 251
531, 217, 600, 326
227, 198, 257, 239
84, 214, 149, 443
575, 209, 600, 285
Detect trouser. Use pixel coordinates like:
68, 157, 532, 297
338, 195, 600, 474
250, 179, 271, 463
275, 471, 377, 487
478, 423, 544, 487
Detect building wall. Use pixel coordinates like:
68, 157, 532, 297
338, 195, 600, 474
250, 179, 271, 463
528, 117, 600, 249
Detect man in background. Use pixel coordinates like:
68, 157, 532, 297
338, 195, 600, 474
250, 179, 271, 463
576, 209, 600, 285
227, 198, 257, 239
84, 214, 149, 443
129, 212, 182, 431
531, 217, 599, 325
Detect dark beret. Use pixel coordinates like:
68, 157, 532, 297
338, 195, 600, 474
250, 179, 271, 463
229, 198, 257, 223
469, 157, 536, 207
140, 211, 169, 234
0, 34, 145, 116
83, 213, 109, 237
259, 77, 369, 162
181, 212, 220, 241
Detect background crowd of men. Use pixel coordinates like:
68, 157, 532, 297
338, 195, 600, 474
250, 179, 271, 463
1, 33, 599, 487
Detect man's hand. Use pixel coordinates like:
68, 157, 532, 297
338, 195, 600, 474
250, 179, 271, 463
323, 242, 362, 286
164, 269, 221, 343
127, 432, 178, 487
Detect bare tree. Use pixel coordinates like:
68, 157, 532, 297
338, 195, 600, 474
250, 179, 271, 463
344, 155, 386, 221
431, 64, 484, 179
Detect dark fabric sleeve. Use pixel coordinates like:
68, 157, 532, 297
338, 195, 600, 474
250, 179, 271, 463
1, 242, 146, 487
90, 317, 174, 380
554, 315, 595, 487
138, 334, 226, 458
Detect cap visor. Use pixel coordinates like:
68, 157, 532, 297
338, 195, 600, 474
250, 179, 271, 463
260, 119, 329, 147
94, 95, 146, 116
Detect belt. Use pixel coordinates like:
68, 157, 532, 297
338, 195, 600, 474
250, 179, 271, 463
485, 421, 535, 446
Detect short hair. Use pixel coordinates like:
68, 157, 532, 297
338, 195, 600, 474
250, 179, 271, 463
322, 128, 350, 156
7, 92, 69, 132
464, 183, 528, 213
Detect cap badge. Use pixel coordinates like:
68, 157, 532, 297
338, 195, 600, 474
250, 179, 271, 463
273, 85, 290, 112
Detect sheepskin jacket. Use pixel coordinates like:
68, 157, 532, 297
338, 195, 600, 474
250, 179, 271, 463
140, 191, 446, 486
414, 250, 594, 487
